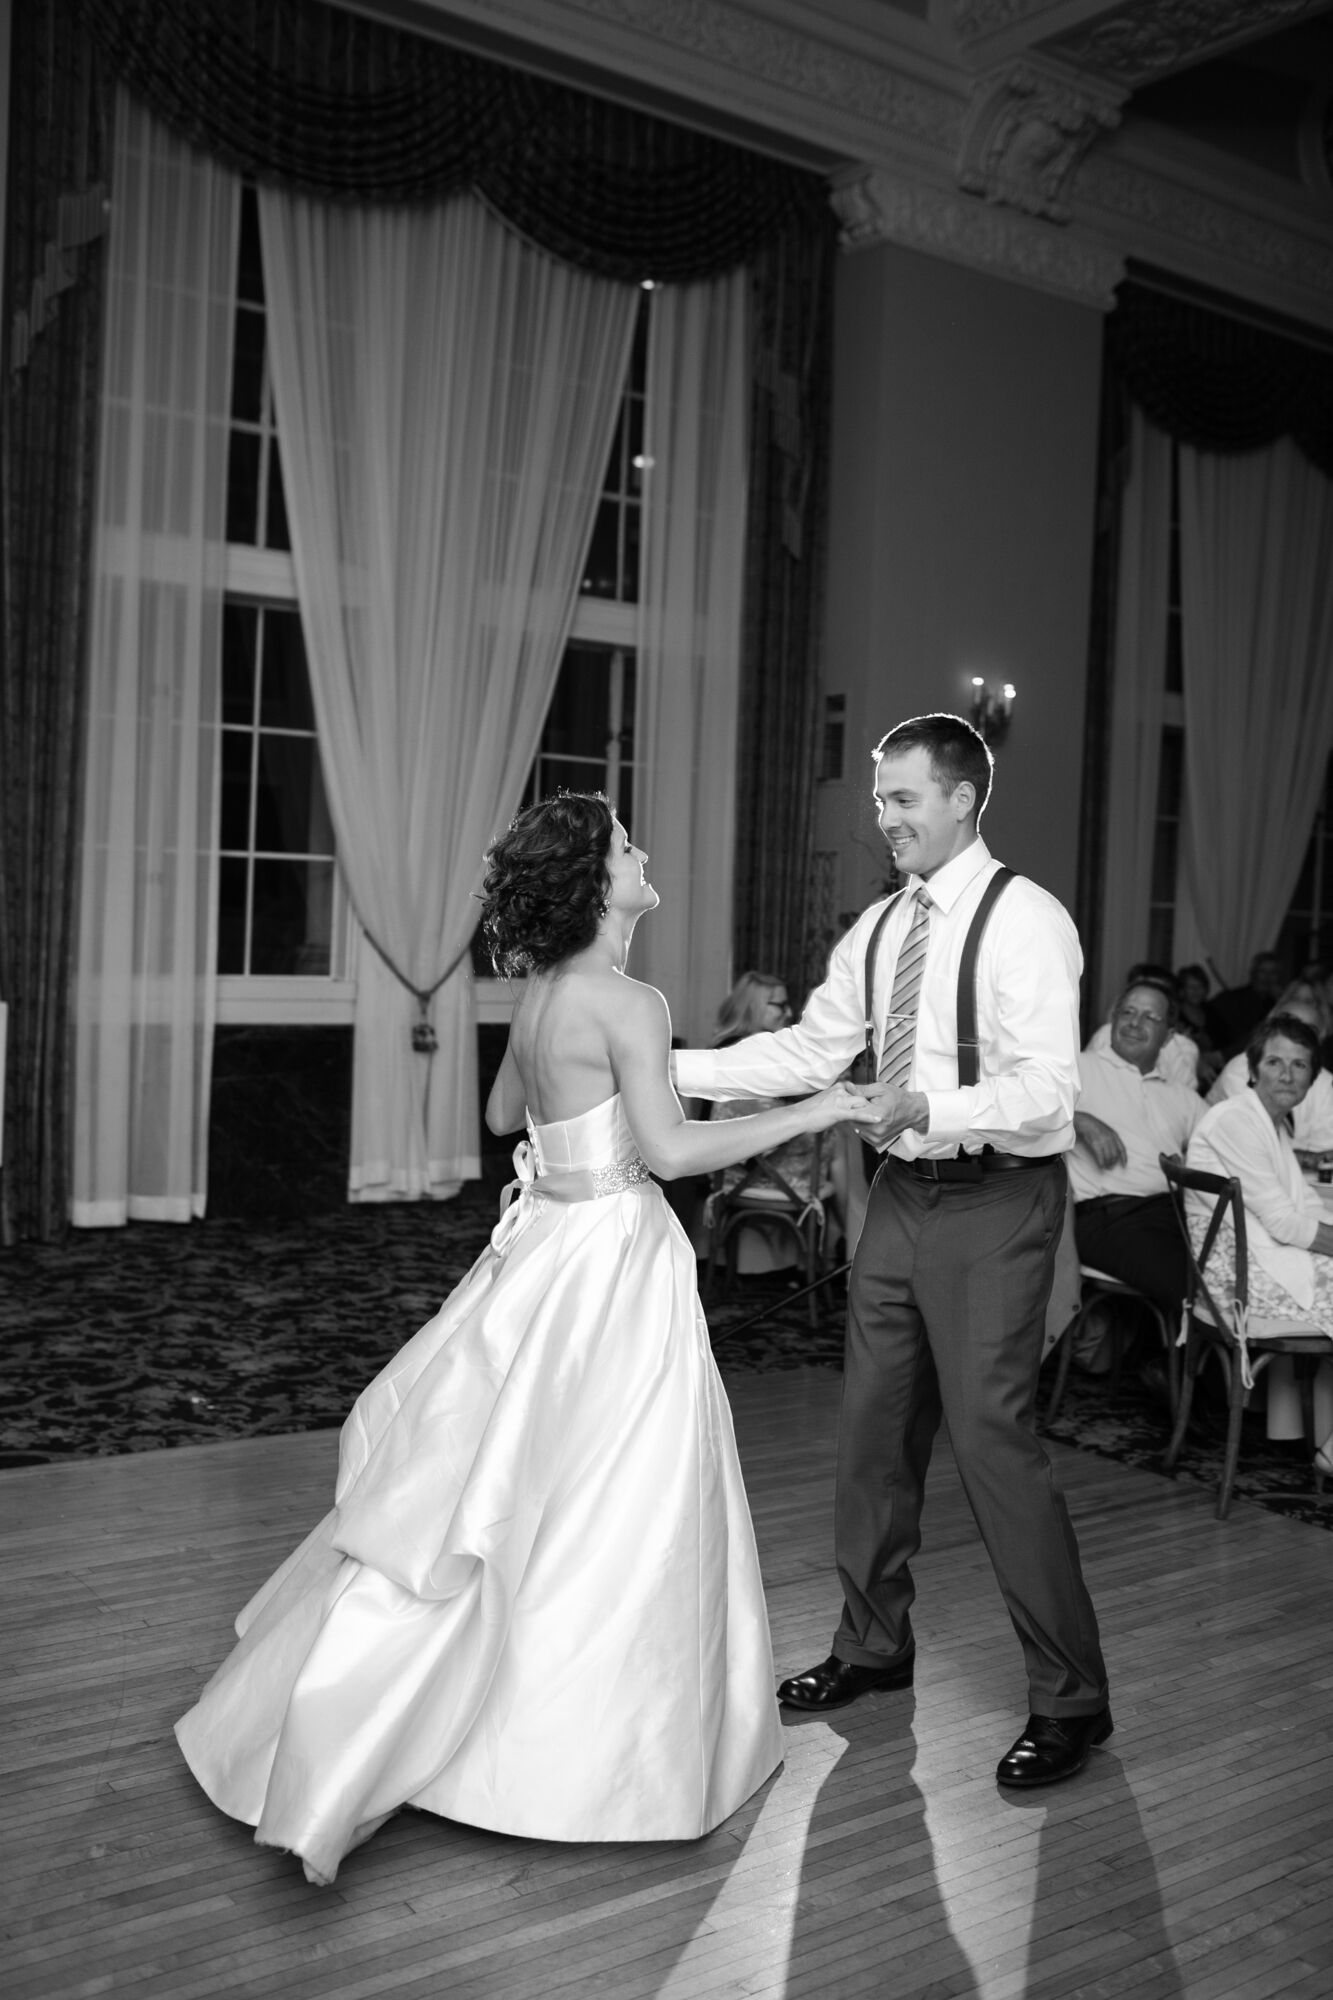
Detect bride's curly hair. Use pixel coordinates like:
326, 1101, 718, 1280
479, 791, 616, 975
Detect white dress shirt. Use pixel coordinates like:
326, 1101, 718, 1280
674, 838, 1080, 1161
1187, 1088, 1322, 1310
1067, 1046, 1203, 1203
1206, 1053, 1333, 1154
1086, 1021, 1199, 1091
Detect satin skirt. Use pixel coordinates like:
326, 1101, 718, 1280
175, 1098, 783, 1883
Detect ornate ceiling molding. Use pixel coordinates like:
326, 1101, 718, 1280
957, 57, 1124, 220
527, 0, 966, 152
1042, 0, 1326, 89
951, 0, 1073, 48
1074, 149, 1333, 311
831, 165, 1125, 306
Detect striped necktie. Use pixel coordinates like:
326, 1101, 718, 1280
878, 887, 933, 1090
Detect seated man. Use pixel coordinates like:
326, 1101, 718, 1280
1084, 963, 1200, 1091
1069, 980, 1205, 1319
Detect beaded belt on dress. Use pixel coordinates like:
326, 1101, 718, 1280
500, 1140, 651, 1212
491, 1143, 651, 1255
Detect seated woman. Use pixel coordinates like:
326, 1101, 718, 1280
1206, 986, 1333, 1162
1186, 1011, 1333, 1474
707, 971, 867, 1261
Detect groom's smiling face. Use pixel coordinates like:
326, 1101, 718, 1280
873, 746, 973, 881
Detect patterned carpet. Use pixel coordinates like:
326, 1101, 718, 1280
3, 1195, 1331, 1531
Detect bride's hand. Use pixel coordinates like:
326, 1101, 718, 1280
805, 1081, 875, 1130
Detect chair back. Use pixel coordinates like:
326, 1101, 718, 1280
713, 1128, 824, 1213
1159, 1153, 1248, 1332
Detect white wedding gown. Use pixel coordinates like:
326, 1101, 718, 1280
175, 1095, 783, 1884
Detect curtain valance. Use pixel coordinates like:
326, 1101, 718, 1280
1108, 278, 1333, 478
77, 0, 825, 278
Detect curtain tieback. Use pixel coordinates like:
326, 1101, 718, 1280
363, 928, 473, 1055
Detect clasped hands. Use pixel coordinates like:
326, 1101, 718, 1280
830, 1079, 930, 1150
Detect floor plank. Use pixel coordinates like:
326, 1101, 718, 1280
3, 1368, 1331, 1998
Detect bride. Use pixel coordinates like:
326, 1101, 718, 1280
176, 790, 871, 1884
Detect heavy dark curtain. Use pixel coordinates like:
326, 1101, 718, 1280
731, 213, 837, 997
0, 0, 111, 1243
77, 0, 825, 278
1109, 276, 1333, 477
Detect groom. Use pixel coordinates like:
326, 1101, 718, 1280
674, 712, 1110, 1788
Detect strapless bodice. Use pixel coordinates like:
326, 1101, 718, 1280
528, 1094, 639, 1175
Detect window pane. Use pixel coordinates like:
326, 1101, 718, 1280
226, 430, 261, 544
253, 736, 332, 855
259, 610, 315, 729
217, 856, 250, 973
222, 603, 258, 723
1155, 728, 1183, 816
249, 858, 334, 974
266, 441, 292, 552
620, 506, 640, 604
1150, 817, 1178, 905
620, 657, 637, 739
581, 500, 621, 599
220, 731, 254, 851
538, 756, 605, 798
237, 186, 265, 305
231, 307, 265, 424
604, 408, 627, 498
617, 769, 635, 831
541, 646, 610, 757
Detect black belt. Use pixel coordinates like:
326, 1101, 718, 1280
891, 1148, 1058, 1184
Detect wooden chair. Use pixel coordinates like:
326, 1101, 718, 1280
1046, 1266, 1178, 1423
1159, 1154, 1330, 1520
702, 1135, 829, 1330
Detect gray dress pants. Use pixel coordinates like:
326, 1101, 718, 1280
834, 1155, 1108, 1718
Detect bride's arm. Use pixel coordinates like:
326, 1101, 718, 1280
609, 982, 869, 1181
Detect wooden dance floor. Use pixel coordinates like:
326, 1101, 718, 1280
4, 1368, 1332, 1999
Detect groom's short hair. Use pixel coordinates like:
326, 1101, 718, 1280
874, 712, 993, 820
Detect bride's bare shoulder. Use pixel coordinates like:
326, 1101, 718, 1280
600, 972, 671, 1036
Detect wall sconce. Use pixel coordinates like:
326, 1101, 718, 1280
969, 676, 1016, 748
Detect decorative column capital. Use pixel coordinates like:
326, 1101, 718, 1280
957, 58, 1125, 223
831, 165, 1125, 308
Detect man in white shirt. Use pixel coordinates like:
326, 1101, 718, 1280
1071, 982, 1204, 1316
675, 713, 1109, 1789
1084, 964, 1200, 1091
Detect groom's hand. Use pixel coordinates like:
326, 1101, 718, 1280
853, 1082, 930, 1149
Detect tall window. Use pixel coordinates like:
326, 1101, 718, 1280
219, 190, 344, 1018
522, 296, 648, 827
1143, 449, 1330, 978
220, 190, 647, 1015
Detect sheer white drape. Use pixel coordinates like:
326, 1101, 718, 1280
258, 188, 638, 1198
1179, 437, 1333, 985
72, 93, 239, 1226
1096, 407, 1173, 1014
632, 271, 748, 1045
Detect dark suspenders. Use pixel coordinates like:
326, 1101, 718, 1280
855, 866, 1016, 1087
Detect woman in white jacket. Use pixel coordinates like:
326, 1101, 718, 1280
1187, 1011, 1333, 1475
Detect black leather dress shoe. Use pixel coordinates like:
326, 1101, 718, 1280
777, 1652, 914, 1710
995, 1709, 1114, 1787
